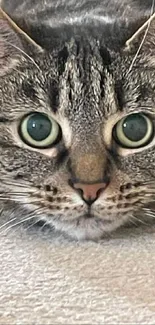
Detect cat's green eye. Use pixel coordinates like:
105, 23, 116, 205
19, 113, 61, 148
113, 113, 154, 148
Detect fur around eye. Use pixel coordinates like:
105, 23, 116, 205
19, 113, 61, 148
113, 113, 154, 149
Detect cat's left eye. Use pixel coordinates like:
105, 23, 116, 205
19, 113, 61, 148
113, 113, 154, 148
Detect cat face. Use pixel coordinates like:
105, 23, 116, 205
0, 6, 155, 240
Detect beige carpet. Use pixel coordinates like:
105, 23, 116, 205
0, 221, 155, 324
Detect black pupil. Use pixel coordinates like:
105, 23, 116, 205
122, 114, 147, 142
27, 113, 52, 141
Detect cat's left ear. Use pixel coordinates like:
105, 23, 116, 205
124, 13, 155, 54
0, 8, 43, 76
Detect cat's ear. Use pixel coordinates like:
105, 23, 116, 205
0, 8, 43, 76
124, 13, 155, 54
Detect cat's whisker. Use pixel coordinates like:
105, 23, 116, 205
2, 39, 41, 72
143, 207, 153, 212
130, 215, 149, 226
0, 192, 34, 196
128, 217, 138, 226
144, 212, 155, 219
127, 0, 155, 75
0, 178, 33, 185
0, 182, 36, 190
143, 206, 155, 213
0, 197, 40, 203
0, 206, 46, 235
0, 215, 38, 235
0, 193, 42, 199
25, 218, 48, 231
0, 217, 17, 230
39, 221, 50, 232
25, 220, 41, 231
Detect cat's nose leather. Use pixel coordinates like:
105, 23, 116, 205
73, 182, 107, 205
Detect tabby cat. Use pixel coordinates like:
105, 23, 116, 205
0, 0, 155, 240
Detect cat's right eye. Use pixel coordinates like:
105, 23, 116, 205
19, 113, 61, 148
113, 113, 154, 149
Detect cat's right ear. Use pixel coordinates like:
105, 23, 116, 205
0, 8, 43, 76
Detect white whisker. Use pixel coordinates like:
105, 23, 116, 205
0, 215, 37, 235
0, 192, 33, 196
0, 205, 45, 233
145, 212, 155, 219
1, 179, 36, 189
127, 0, 155, 75
0, 217, 17, 231
25, 219, 45, 231
3, 39, 41, 71
131, 215, 149, 226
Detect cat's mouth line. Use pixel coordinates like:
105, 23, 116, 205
75, 214, 111, 227
77, 212, 120, 224
83, 213, 94, 219
84, 215, 114, 225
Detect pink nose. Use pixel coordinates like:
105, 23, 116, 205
73, 182, 107, 204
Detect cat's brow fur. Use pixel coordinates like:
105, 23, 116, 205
0, 0, 155, 240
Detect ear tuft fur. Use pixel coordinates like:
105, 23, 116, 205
0, 8, 43, 76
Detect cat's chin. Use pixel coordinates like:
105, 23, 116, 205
42, 214, 128, 241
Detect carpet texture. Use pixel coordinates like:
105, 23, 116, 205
0, 222, 155, 324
